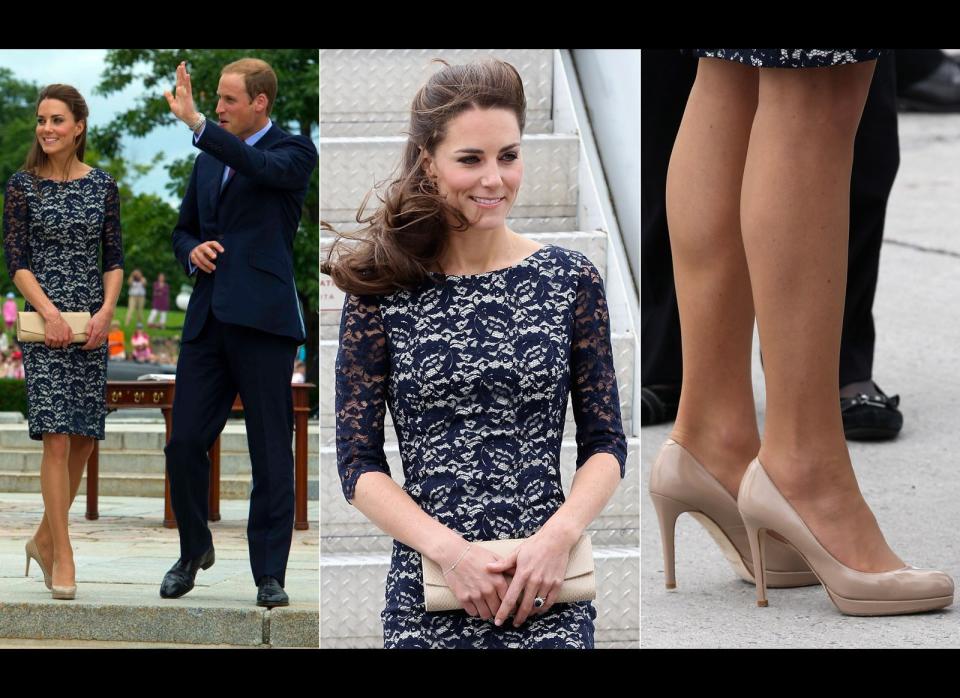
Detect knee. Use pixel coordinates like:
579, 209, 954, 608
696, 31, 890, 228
43, 434, 70, 461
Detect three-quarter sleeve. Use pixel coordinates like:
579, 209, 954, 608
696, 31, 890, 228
569, 254, 627, 476
3, 174, 30, 279
101, 176, 124, 272
336, 292, 392, 502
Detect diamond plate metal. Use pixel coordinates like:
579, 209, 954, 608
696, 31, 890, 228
319, 439, 638, 548
320, 230, 608, 335
320, 135, 578, 229
320, 49, 555, 137
318, 333, 634, 433
319, 547, 638, 647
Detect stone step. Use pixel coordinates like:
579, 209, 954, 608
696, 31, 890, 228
0, 448, 319, 477
321, 48, 556, 137
0, 422, 319, 454
319, 438, 639, 553
0, 595, 316, 647
319, 546, 638, 647
318, 332, 636, 437
320, 134, 578, 232
0, 470, 257, 499
320, 231, 610, 336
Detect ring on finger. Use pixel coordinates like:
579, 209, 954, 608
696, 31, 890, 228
533, 595, 545, 609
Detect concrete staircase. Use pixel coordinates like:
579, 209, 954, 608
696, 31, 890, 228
0, 418, 320, 648
0, 420, 320, 501
319, 49, 639, 648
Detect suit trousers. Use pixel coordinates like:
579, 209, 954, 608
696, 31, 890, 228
164, 309, 298, 586
641, 50, 900, 388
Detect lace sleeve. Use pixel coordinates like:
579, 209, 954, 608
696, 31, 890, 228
569, 254, 627, 476
336, 292, 391, 502
101, 175, 124, 272
3, 174, 30, 279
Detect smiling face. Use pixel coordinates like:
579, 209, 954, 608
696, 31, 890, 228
36, 98, 84, 160
422, 107, 523, 234
216, 72, 269, 140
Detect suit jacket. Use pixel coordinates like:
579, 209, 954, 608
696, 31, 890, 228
172, 120, 318, 343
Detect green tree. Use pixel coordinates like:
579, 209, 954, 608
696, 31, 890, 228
94, 49, 320, 391
0, 68, 39, 296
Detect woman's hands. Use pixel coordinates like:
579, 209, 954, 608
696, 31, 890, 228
42, 311, 73, 349
488, 522, 581, 628
81, 308, 113, 351
441, 542, 510, 621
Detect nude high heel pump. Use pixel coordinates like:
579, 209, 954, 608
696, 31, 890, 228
738, 458, 954, 615
649, 439, 819, 589
25, 539, 52, 590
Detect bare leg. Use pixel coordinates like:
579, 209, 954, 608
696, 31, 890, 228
742, 60, 903, 572
39, 434, 77, 587
34, 435, 95, 569
667, 58, 761, 498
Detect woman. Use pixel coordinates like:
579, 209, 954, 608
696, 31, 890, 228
2, 84, 124, 600
125, 268, 146, 326
147, 272, 169, 329
325, 60, 627, 648
650, 50, 953, 615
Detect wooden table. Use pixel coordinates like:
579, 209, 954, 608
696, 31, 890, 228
84, 381, 314, 530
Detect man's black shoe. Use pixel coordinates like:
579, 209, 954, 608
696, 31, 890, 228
257, 576, 290, 608
641, 384, 681, 426
841, 383, 903, 441
159, 546, 215, 599
898, 56, 960, 112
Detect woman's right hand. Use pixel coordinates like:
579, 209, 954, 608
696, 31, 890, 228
441, 543, 510, 621
43, 312, 73, 348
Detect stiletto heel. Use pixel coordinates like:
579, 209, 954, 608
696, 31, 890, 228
742, 519, 768, 607
738, 458, 954, 616
649, 440, 818, 589
24, 539, 52, 590
650, 492, 690, 589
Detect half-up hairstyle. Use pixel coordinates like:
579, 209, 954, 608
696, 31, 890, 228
322, 59, 526, 296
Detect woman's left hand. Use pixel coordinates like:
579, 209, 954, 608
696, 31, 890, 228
81, 309, 112, 351
487, 526, 577, 627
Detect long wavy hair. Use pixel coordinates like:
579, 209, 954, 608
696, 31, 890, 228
22, 84, 89, 179
321, 59, 527, 296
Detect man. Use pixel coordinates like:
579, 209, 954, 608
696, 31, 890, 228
159, 58, 317, 607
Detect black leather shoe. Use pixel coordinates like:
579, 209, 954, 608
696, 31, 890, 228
841, 383, 903, 441
641, 384, 681, 426
159, 546, 215, 599
257, 576, 289, 608
898, 56, 960, 112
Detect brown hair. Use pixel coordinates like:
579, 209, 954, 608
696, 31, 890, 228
22, 84, 89, 178
321, 59, 527, 296
222, 58, 278, 116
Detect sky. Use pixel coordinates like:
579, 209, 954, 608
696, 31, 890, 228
0, 49, 218, 207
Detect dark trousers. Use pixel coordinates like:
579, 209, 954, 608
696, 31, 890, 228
165, 310, 298, 587
641, 50, 900, 388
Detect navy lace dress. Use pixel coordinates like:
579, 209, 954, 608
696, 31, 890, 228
2, 169, 124, 441
691, 49, 884, 68
336, 244, 627, 649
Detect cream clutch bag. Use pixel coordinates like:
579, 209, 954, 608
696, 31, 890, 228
16, 311, 91, 343
422, 534, 595, 612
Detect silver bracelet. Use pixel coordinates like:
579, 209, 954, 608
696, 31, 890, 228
442, 543, 472, 577
189, 112, 206, 134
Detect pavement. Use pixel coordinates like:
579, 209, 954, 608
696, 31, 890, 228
641, 112, 960, 648
0, 493, 319, 648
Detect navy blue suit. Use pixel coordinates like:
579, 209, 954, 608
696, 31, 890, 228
165, 120, 318, 587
